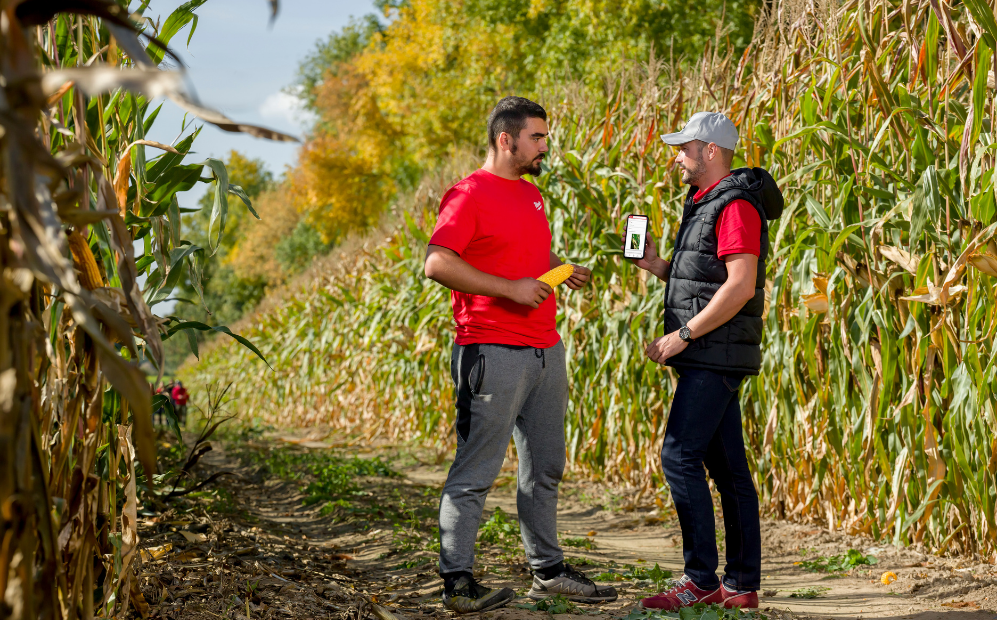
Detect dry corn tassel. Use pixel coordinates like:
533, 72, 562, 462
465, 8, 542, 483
538, 264, 574, 288
68, 230, 103, 290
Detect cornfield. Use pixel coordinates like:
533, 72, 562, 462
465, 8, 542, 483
186, 0, 997, 559
1, 1, 289, 617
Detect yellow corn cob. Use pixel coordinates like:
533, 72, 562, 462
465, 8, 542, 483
537, 264, 574, 288
880, 571, 897, 585
68, 230, 103, 290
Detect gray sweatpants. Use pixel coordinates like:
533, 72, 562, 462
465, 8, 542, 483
438, 341, 568, 575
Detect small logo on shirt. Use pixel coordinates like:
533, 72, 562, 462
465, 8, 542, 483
534, 201, 542, 210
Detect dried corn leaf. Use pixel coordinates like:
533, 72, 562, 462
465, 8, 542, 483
41, 67, 299, 142
118, 425, 139, 576
879, 245, 921, 274
900, 282, 967, 305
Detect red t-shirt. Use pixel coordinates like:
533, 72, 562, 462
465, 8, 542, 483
429, 169, 559, 348
694, 175, 762, 258
171, 385, 189, 406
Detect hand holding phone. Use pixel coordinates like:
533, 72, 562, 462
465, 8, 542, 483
623, 214, 648, 259
622, 215, 667, 280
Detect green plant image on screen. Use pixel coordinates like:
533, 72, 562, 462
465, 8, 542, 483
630, 233, 641, 250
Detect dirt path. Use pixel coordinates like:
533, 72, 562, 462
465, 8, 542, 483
134, 432, 997, 620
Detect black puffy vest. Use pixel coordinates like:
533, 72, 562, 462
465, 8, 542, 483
663, 167, 784, 375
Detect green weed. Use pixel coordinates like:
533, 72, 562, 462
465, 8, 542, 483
319, 498, 353, 515
592, 563, 673, 591
478, 507, 521, 550
798, 549, 877, 573
428, 527, 441, 553
520, 594, 577, 614
394, 557, 431, 570
236, 446, 397, 508
185, 487, 237, 514
565, 557, 599, 567
561, 536, 596, 550
789, 586, 831, 599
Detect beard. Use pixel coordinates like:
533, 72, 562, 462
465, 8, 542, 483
511, 143, 545, 176
679, 154, 706, 186
521, 155, 544, 176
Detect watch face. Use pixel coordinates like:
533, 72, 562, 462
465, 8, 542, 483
680, 326, 691, 341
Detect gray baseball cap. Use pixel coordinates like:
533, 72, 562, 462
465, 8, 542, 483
660, 111, 739, 150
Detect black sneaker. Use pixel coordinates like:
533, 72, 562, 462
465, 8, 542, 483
442, 575, 516, 614
528, 564, 618, 603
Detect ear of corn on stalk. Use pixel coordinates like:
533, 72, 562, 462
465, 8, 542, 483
968, 252, 997, 277
68, 229, 103, 290
538, 264, 574, 288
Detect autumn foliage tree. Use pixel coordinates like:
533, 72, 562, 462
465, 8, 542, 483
289, 0, 761, 241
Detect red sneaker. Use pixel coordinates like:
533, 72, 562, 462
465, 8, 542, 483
639, 575, 723, 611
720, 582, 759, 609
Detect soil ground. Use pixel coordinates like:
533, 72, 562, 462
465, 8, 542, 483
134, 430, 997, 620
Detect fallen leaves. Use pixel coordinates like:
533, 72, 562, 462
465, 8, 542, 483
140, 543, 173, 562
179, 530, 208, 544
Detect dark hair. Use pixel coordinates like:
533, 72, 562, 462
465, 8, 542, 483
487, 96, 547, 151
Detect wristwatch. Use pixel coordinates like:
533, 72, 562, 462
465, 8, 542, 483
678, 325, 694, 342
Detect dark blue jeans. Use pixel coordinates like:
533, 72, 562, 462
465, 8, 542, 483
660, 367, 761, 592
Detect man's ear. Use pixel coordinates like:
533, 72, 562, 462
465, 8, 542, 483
498, 131, 511, 152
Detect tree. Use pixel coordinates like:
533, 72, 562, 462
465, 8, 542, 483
287, 0, 762, 242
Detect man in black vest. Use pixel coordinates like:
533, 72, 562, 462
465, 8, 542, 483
629, 112, 784, 611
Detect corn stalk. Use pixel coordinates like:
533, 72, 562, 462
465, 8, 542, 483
0, 1, 290, 617
186, 0, 997, 559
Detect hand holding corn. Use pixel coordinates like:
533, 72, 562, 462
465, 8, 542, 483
507, 263, 591, 308
508, 278, 553, 308
539, 263, 592, 290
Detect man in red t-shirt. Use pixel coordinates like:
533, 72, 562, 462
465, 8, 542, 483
171, 381, 189, 424
628, 112, 783, 611
425, 97, 615, 613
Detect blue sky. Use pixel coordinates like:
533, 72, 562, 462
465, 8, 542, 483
144, 0, 376, 206
140, 0, 374, 311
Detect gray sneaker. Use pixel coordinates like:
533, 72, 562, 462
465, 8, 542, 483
442, 575, 516, 614
528, 564, 618, 603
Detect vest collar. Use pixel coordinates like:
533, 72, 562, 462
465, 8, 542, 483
690, 173, 742, 205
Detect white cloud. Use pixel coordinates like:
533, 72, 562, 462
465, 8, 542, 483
259, 87, 316, 129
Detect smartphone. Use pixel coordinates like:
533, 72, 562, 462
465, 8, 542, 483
623, 215, 648, 259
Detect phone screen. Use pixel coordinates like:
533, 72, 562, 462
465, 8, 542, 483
623, 215, 648, 259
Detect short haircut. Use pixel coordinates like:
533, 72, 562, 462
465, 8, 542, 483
487, 96, 547, 151
719, 146, 735, 168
